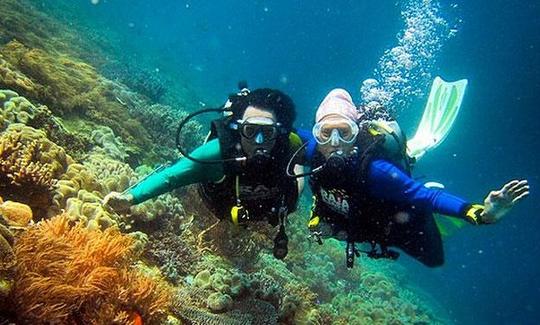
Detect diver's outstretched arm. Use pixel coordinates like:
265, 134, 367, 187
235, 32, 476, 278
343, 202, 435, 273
480, 180, 529, 223
103, 139, 224, 213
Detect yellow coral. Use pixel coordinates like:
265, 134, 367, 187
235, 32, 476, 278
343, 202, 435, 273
0, 55, 39, 98
0, 200, 33, 227
0, 123, 71, 187
0, 40, 157, 162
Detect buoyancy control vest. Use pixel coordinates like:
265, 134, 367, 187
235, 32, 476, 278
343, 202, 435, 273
308, 119, 414, 267
198, 115, 300, 226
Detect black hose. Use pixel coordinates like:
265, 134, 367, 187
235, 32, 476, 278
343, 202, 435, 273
286, 141, 325, 178
175, 108, 245, 164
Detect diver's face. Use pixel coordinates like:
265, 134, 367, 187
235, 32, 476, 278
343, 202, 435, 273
315, 114, 357, 159
240, 106, 278, 157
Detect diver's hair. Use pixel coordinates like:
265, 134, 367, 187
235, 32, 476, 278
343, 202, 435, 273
236, 88, 296, 131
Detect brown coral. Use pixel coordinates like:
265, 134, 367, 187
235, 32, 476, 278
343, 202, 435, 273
0, 59, 38, 100
0, 222, 15, 272
9, 214, 172, 324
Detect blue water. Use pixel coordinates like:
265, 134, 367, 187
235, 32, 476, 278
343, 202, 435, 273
37, 0, 540, 323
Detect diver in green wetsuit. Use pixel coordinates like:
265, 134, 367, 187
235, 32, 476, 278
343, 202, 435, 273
104, 88, 303, 259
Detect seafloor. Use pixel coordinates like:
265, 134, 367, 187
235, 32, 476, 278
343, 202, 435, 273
0, 1, 447, 324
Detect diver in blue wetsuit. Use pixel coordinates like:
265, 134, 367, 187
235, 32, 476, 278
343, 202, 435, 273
296, 89, 529, 268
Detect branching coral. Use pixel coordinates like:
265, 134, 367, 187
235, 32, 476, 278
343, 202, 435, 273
0, 124, 68, 188
0, 90, 92, 160
9, 214, 172, 324
0, 123, 72, 217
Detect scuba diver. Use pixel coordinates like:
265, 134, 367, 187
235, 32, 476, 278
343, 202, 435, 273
295, 88, 529, 268
104, 86, 304, 259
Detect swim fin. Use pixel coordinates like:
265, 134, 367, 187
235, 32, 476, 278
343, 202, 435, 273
407, 76, 468, 160
435, 214, 469, 238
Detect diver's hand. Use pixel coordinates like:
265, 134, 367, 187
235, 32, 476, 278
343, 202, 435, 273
481, 180, 529, 223
103, 191, 134, 213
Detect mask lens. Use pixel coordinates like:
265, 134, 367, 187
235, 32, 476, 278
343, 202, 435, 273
262, 125, 277, 139
242, 124, 258, 139
313, 118, 358, 145
241, 123, 278, 141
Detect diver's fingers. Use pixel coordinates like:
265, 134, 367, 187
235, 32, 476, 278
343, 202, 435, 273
508, 180, 528, 194
501, 180, 520, 193
512, 191, 529, 204
511, 185, 530, 199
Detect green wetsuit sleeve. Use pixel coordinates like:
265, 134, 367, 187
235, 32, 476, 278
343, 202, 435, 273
129, 139, 224, 204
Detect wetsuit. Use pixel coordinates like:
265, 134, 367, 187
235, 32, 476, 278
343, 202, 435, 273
129, 139, 223, 204
129, 136, 300, 226
301, 131, 478, 267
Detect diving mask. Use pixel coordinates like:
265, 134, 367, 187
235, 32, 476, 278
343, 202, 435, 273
312, 116, 359, 145
238, 117, 280, 144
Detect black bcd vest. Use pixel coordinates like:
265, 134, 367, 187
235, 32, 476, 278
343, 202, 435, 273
198, 117, 298, 226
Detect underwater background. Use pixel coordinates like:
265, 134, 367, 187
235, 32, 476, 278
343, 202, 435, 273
0, 0, 538, 324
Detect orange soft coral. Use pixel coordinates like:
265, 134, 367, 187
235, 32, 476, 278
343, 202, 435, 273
9, 214, 172, 324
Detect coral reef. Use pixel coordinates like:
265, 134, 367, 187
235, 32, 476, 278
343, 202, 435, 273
0, 56, 38, 98
90, 126, 129, 161
0, 221, 15, 272
0, 123, 72, 217
7, 214, 172, 324
0, 89, 92, 160
0, 40, 157, 162
104, 63, 168, 102
0, 2, 448, 324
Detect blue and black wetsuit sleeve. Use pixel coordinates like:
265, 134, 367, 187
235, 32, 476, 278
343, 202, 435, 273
128, 139, 225, 204
367, 159, 471, 217
294, 128, 318, 163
